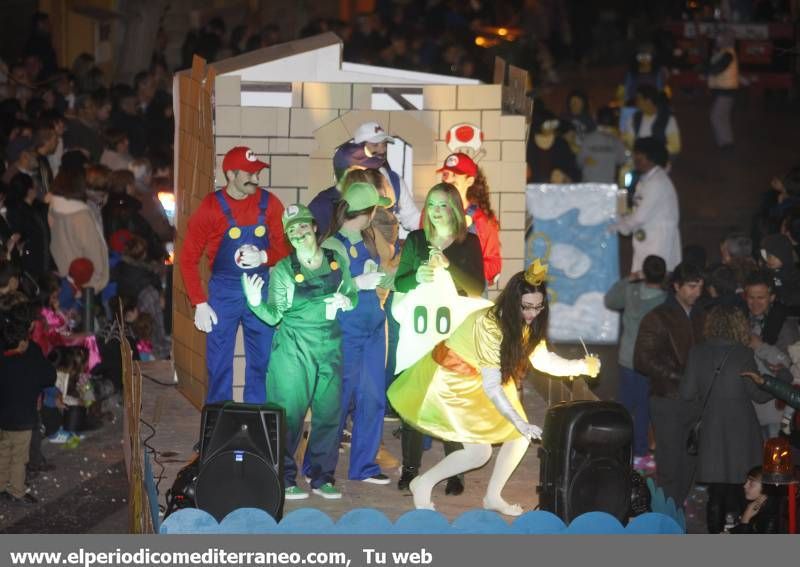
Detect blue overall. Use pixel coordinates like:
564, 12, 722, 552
206, 190, 273, 404
335, 234, 386, 480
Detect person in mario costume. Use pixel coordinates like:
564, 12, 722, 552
178, 146, 290, 403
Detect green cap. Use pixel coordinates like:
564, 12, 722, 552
282, 203, 315, 229
342, 182, 392, 212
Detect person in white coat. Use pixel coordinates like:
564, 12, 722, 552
48, 170, 110, 292
611, 137, 681, 273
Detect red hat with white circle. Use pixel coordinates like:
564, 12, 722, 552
436, 153, 478, 177
221, 146, 269, 174
445, 123, 484, 154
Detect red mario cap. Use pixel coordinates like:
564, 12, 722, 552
436, 153, 478, 177
222, 147, 269, 174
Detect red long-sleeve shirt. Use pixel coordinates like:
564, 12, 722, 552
178, 188, 290, 306
472, 209, 502, 283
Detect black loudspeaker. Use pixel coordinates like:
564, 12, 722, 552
537, 400, 633, 523
194, 402, 285, 522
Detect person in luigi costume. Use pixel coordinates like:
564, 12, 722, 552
321, 181, 394, 484
243, 203, 357, 500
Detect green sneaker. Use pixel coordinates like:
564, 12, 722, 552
312, 482, 342, 499
284, 485, 309, 500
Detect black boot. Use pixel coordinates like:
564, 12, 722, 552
398, 466, 418, 490
445, 476, 464, 495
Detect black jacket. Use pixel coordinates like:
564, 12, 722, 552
634, 294, 706, 398
112, 257, 162, 299
6, 200, 52, 279
0, 342, 56, 430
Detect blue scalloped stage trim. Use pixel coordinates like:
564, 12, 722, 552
159, 508, 684, 535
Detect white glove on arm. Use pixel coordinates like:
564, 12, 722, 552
324, 292, 352, 311
242, 274, 265, 307
481, 367, 542, 440
193, 302, 218, 333
324, 292, 352, 319
353, 271, 384, 290
238, 245, 268, 269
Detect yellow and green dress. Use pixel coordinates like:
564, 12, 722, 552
388, 307, 588, 444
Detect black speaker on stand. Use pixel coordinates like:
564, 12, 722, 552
537, 400, 633, 523
193, 402, 285, 522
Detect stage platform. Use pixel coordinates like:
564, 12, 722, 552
139, 360, 552, 522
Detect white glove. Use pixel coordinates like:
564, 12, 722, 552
324, 292, 352, 319
481, 367, 538, 440
193, 302, 218, 333
242, 274, 265, 307
237, 244, 268, 269
518, 422, 543, 441
415, 264, 435, 284
324, 292, 352, 311
353, 271, 384, 290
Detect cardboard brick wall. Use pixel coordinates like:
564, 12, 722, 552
175, 63, 533, 407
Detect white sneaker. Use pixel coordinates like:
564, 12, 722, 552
47, 429, 70, 444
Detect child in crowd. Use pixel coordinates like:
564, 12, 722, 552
0, 297, 56, 504
111, 234, 169, 359
46, 346, 93, 444
132, 312, 155, 362
32, 272, 101, 369
93, 295, 141, 392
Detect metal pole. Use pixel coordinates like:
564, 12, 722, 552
82, 287, 95, 333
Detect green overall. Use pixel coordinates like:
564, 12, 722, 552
248, 243, 357, 488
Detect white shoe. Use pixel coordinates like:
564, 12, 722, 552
47, 429, 70, 444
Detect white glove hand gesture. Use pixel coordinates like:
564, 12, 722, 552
237, 244, 268, 269
324, 292, 352, 311
353, 271, 384, 290
428, 249, 449, 269
242, 274, 265, 307
324, 292, 352, 319
415, 264, 435, 284
193, 302, 218, 333
518, 422, 543, 441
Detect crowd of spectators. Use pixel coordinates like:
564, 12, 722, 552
1, 0, 798, 529
0, 11, 175, 506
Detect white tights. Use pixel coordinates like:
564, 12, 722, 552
409, 436, 530, 516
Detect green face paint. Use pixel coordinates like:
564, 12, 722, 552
286, 222, 316, 250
